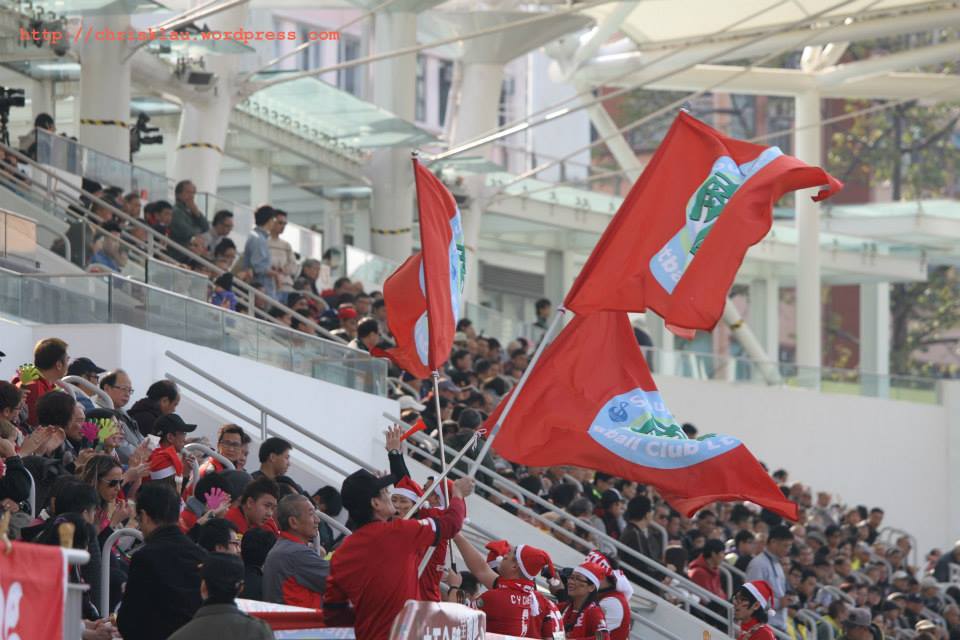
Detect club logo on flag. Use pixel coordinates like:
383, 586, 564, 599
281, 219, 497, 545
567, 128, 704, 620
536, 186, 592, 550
589, 389, 740, 470
650, 147, 783, 294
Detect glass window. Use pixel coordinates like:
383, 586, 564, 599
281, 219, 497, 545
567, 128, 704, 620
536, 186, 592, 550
437, 60, 453, 127
415, 55, 427, 123
338, 34, 361, 97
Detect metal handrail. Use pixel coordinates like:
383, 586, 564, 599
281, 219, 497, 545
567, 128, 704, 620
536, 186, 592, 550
631, 613, 685, 640
822, 585, 855, 606
407, 430, 736, 631
26, 468, 36, 516
720, 564, 734, 597
100, 527, 144, 616
878, 527, 919, 569
407, 432, 732, 633
64, 548, 92, 640
184, 442, 236, 471
61, 375, 115, 409
318, 510, 351, 537
650, 520, 669, 557
1, 140, 345, 344
802, 609, 834, 640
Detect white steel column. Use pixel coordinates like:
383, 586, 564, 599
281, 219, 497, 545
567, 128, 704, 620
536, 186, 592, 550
544, 248, 576, 306
749, 275, 780, 366
859, 282, 890, 397
367, 11, 417, 263
250, 164, 271, 208
170, 1, 249, 194
454, 62, 504, 305
78, 13, 131, 158
794, 90, 822, 388
31, 80, 55, 120
575, 81, 643, 182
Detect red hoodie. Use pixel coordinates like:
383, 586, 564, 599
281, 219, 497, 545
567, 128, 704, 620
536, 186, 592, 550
687, 554, 725, 600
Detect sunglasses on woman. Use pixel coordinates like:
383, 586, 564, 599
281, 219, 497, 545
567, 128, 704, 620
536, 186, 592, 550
103, 479, 122, 488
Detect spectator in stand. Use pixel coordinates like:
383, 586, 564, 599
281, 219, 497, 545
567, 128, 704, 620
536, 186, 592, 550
732, 581, 777, 640
148, 414, 196, 495
933, 541, 960, 583
322, 470, 473, 640
241, 528, 277, 601
89, 221, 124, 273
268, 209, 298, 302
168, 552, 274, 640
12, 337, 70, 428
197, 518, 241, 555
560, 562, 611, 639
200, 424, 249, 477
180, 471, 232, 534
225, 476, 280, 536
455, 534, 563, 637
732, 530, 757, 574
203, 210, 234, 254
689, 539, 727, 601
620, 494, 664, 583
371, 298, 390, 341
254, 436, 306, 495
118, 483, 207, 640
263, 494, 328, 608
864, 508, 883, 545
66, 356, 105, 412
122, 192, 141, 219
39, 391, 84, 472
170, 180, 210, 246
598, 489, 626, 538
312, 486, 347, 551
532, 298, 552, 342
211, 273, 238, 311
147, 200, 174, 239
348, 317, 380, 353
943, 604, 960, 640
129, 379, 180, 437
297, 258, 323, 297
99, 369, 144, 463
747, 525, 794, 630
242, 206, 280, 300
840, 608, 874, 640
335, 305, 359, 340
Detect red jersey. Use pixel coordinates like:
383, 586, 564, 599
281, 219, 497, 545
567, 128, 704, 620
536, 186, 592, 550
738, 619, 776, 640
535, 592, 563, 639
13, 376, 56, 429
224, 505, 280, 537
198, 457, 226, 478
477, 578, 538, 637
597, 591, 631, 640
560, 600, 609, 639
323, 498, 466, 640
417, 506, 451, 602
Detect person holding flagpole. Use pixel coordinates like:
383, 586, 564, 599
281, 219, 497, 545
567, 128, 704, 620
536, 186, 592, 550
733, 581, 778, 640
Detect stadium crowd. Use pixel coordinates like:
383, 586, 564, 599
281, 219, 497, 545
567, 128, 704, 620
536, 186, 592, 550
2, 319, 959, 640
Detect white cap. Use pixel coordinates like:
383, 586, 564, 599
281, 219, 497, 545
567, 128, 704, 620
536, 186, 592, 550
398, 396, 426, 412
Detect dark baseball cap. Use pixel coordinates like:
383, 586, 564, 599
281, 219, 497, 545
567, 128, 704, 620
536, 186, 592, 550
67, 357, 105, 377
220, 469, 254, 501
341, 469, 395, 515
201, 552, 245, 596
154, 413, 197, 435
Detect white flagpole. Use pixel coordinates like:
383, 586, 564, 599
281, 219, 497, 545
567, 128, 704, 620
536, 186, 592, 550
467, 307, 567, 478
431, 370, 452, 514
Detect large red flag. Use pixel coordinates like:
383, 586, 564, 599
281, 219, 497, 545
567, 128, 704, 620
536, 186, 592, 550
484, 311, 797, 520
564, 111, 842, 336
382, 160, 466, 377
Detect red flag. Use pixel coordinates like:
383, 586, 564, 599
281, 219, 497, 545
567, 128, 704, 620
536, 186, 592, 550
1, 541, 67, 638
564, 111, 842, 336
484, 311, 797, 520
382, 161, 465, 377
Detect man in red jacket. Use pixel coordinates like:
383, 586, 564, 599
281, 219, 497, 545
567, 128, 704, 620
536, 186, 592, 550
323, 469, 474, 640
688, 538, 727, 600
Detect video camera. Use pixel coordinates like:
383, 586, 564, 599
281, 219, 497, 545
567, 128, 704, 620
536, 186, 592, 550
130, 112, 163, 158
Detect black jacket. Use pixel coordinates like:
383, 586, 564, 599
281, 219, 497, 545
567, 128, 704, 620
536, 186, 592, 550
128, 398, 162, 437
117, 525, 207, 640
0, 456, 32, 503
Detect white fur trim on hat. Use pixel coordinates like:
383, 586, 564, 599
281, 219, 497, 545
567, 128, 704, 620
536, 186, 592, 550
391, 487, 420, 503
150, 466, 175, 480
614, 570, 634, 598
572, 565, 601, 590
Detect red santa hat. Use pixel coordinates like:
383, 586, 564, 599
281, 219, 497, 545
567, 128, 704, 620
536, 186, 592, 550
391, 476, 423, 503
743, 580, 777, 615
485, 540, 511, 569
515, 544, 555, 581
149, 445, 183, 480
572, 562, 610, 591
432, 479, 455, 509
584, 551, 634, 597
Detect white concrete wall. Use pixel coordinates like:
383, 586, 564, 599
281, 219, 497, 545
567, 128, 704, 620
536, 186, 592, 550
657, 375, 953, 557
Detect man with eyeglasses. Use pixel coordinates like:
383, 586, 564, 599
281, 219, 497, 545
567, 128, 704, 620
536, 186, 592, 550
100, 368, 144, 464
199, 424, 250, 477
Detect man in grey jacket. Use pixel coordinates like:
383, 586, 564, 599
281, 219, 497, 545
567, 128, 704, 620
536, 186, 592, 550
263, 494, 328, 608
169, 553, 274, 640
746, 524, 795, 631
98, 369, 143, 464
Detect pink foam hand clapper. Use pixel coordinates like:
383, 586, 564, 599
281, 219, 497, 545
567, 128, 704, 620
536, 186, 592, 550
80, 421, 98, 442
204, 487, 229, 511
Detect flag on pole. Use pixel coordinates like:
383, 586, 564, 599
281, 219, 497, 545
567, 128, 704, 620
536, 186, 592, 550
1, 541, 68, 638
563, 111, 842, 337
382, 160, 466, 378
483, 311, 797, 520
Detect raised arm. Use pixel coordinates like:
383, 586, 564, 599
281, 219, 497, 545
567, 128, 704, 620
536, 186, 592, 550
385, 424, 411, 480
452, 532, 498, 589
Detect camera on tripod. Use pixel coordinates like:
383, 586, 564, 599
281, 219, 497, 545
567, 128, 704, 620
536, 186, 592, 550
0, 86, 27, 147
130, 112, 163, 158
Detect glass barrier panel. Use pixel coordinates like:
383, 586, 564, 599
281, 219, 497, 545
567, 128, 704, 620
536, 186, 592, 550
143, 281, 188, 342
184, 297, 225, 351
223, 312, 260, 362
146, 259, 209, 301
256, 323, 294, 371
344, 245, 398, 292
20, 275, 109, 324
0, 269, 20, 317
